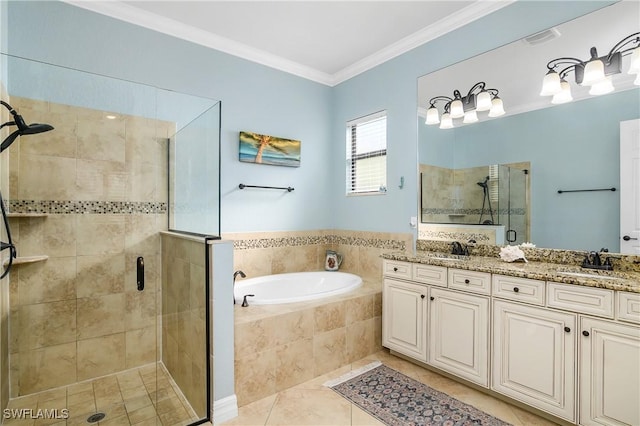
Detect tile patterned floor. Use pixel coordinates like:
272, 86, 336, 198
3, 364, 198, 426
222, 350, 561, 426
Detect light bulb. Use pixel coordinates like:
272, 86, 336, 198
582, 59, 606, 86
476, 91, 492, 111
589, 76, 614, 95
439, 113, 454, 129
450, 99, 464, 118
540, 70, 561, 96
635, 73, 640, 86
628, 47, 640, 75
488, 97, 505, 117
463, 110, 478, 124
551, 80, 573, 104
425, 106, 440, 125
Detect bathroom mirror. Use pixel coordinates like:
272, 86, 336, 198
417, 1, 640, 252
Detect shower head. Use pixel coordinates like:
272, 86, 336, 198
1, 100, 54, 153
477, 176, 489, 189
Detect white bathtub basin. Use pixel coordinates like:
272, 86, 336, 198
234, 271, 363, 305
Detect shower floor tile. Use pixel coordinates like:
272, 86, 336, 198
4, 363, 199, 426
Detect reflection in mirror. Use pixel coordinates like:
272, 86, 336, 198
420, 162, 530, 246
417, 1, 640, 253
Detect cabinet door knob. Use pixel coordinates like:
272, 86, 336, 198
582, 330, 590, 337
564, 326, 571, 333
421, 294, 425, 299
513, 287, 519, 293
464, 279, 470, 284
393, 267, 398, 272
430, 296, 434, 301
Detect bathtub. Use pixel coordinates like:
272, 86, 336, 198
234, 271, 362, 305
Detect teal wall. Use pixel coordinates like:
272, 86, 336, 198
5, 0, 333, 234
419, 89, 640, 251
4, 1, 611, 236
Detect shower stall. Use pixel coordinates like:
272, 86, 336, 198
0, 53, 220, 425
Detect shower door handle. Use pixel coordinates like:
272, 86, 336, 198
506, 229, 517, 243
137, 256, 144, 291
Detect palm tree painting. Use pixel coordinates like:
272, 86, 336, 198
239, 131, 301, 167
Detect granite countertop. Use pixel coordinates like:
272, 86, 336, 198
382, 251, 640, 294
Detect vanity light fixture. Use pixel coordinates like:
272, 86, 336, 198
540, 32, 640, 104
425, 82, 505, 129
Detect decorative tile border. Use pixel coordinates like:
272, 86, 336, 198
421, 208, 526, 215
9, 200, 167, 214
232, 234, 406, 251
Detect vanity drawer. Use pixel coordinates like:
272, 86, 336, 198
492, 275, 545, 306
383, 260, 412, 280
617, 292, 640, 324
547, 282, 614, 318
413, 264, 447, 287
448, 269, 491, 295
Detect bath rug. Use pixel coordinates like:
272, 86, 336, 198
326, 363, 512, 426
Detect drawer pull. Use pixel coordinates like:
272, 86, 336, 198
464, 279, 470, 284
430, 296, 434, 301
393, 267, 398, 272
421, 294, 425, 299
513, 287, 519, 293
582, 330, 590, 337
564, 326, 571, 333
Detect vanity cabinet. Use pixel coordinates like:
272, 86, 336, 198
492, 299, 577, 422
429, 287, 489, 387
579, 317, 640, 426
382, 278, 428, 361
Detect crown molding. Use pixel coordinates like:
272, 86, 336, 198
63, 0, 513, 87
332, 0, 515, 86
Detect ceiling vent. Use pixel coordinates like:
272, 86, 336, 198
522, 28, 561, 46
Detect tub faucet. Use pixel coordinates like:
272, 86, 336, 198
233, 270, 246, 304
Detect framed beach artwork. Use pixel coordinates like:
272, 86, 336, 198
239, 131, 301, 167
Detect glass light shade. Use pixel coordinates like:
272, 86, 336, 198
540, 70, 561, 96
551, 80, 573, 104
439, 113, 454, 129
488, 97, 505, 117
582, 59, 606, 86
628, 47, 640, 74
476, 91, 492, 111
589, 76, 614, 95
463, 110, 478, 124
450, 99, 464, 118
425, 106, 440, 125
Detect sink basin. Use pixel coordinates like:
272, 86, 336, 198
556, 271, 623, 281
425, 254, 469, 262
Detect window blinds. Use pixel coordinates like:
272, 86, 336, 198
346, 111, 387, 194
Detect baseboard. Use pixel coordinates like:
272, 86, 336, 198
213, 394, 238, 424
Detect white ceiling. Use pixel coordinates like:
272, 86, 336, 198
65, 1, 512, 86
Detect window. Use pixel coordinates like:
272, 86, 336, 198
346, 111, 387, 195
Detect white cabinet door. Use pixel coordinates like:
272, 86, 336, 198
382, 278, 428, 361
492, 300, 576, 422
429, 288, 489, 387
580, 317, 640, 426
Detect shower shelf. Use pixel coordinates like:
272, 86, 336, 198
7, 213, 49, 218
3, 255, 48, 266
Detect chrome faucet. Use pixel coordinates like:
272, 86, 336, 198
233, 270, 246, 304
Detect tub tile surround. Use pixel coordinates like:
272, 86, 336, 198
233, 283, 382, 407
5, 97, 172, 397
227, 229, 411, 406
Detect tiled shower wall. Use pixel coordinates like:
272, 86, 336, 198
6, 97, 170, 396
160, 233, 207, 417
